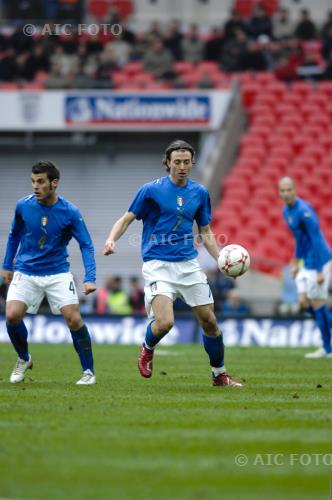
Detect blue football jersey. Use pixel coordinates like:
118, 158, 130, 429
3, 195, 96, 282
283, 197, 332, 271
128, 176, 212, 262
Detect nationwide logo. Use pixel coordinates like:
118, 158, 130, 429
177, 196, 184, 207
41, 216, 48, 226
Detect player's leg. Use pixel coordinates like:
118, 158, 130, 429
138, 294, 174, 378
5, 272, 43, 382
6, 300, 33, 382
46, 273, 95, 383
193, 304, 242, 387
307, 296, 332, 358
60, 304, 96, 384
303, 265, 332, 358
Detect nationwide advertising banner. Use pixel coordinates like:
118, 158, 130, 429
0, 90, 231, 131
0, 315, 323, 347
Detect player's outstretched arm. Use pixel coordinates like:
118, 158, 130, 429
199, 224, 220, 261
104, 211, 136, 256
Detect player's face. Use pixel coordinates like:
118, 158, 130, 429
31, 173, 58, 203
168, 150, 193, 186
279, 180, 296, 206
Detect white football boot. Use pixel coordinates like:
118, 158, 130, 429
76, 369, 96, 385
10, 356, 33, 383
305, 347, 331, 359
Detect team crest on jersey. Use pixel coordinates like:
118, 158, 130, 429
177, 196, 184, 207
150, 282, 157, 293
41, 216, 48, 226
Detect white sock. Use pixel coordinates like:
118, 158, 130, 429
211, 366, 225, 377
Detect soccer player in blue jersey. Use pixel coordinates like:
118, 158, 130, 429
279, 177, 332, 358
104, 140, 242, 387
2, 160, 97, 384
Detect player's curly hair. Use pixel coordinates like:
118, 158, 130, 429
32, 160, 60, 181
162, 140, 196, 172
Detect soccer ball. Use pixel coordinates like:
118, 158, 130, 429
218, 244, 250, 278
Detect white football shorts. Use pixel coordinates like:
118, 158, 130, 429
295, 260, 332, 300
6, 271, 79, 315
142, 258, 213, 318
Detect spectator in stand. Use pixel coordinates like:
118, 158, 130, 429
181, 24, 204, 63
221, 290, 251, 317
297, 49, 324, 80
273, 7, 294, 40
204, 27, 224, 61
243, 39, 269, 71
45, 62, 70, 89
322, 11, 332, 38
295, 9, 316, 41
224, 9, 247, 41
129, 276, 146, 314
323, 49, 332, 79
95, 276, 132, 315
51, 45, 79, 77
0, 49, 16, 82
197, 71, 215, 89
104, 35, 131, 67
23, 44, 50, 81
248, 4, 273, 40
60, 30, 79, 55
220, 28, 248, 72
163, 20, 183, 60
10, 26, 34, 54
143, 39, 174, 79
86, 35, 103, 55
322, 26, 332, 61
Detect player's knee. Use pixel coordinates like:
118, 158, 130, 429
155, 317, 174, 334
6, 306, 23, 325
65, 313, 83, 331
200, 312, 217, 332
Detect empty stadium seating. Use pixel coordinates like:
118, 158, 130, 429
213, 73, 332, 276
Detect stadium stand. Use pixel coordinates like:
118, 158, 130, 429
213, 72, 332, 275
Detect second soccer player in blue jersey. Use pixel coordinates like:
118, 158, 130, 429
279, 177, 332, 358
2, 160, 97, 384
104, 139, 242, 387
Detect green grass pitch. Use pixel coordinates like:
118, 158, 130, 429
0, 344, 332, 500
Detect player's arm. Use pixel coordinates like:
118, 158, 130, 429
2, 204, 24, 284
198, 224, 220, 261
104, 211, 136, 255
71, 212, 97, 295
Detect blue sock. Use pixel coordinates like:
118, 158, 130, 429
144, 321, 159, 350
70, 324, 94, 372
6, 321, 29, 361
313, 305, 332, 353
202, 334, 225, 369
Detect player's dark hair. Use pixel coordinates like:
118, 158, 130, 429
32, 160, 60, 181
163, 140, 195, 172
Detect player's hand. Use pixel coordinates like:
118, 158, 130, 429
290, 266, 299, 279
83, 282, 97, 295
2, 270, 13, 285
317, 272, 324, 285
104, 239, 116, 255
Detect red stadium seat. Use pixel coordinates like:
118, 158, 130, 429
291, 81, 313, 96
173, 61, 194, 74
123, 62, 144, 76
